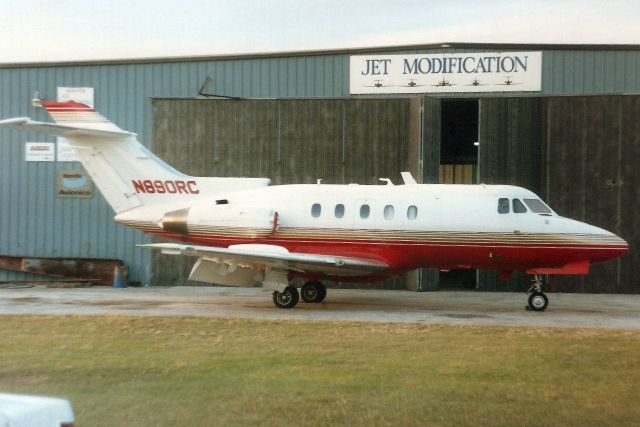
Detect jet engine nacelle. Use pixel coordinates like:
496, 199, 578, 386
160, 204, 278, 238
161, 207, 190, 235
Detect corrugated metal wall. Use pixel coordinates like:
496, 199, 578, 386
543, 95, 638, 293
620, 97, 640, 290
477, 98, 544, 291
151, 98, 412, 288
1, 46, 639, 285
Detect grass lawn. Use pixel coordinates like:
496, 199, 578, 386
0, 315, 639, 426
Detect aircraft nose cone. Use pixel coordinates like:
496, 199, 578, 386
595, 231, 629, 263
620, 235, 630, 252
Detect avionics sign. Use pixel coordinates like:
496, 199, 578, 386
350, 51, 542, 94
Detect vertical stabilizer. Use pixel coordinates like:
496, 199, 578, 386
0, 99, 270, 214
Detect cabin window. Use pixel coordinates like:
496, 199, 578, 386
498, 198, 510, 214
311, 203, 321, 218
384, 205, 394, 220
360, 204, 370, 219
523, 198, 553, 214
215, 199, 229, 205
407, 205, 418, 220
335, 204, 345, 218
513, 199, 528, 213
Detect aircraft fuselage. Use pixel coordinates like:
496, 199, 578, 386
116, 183, 627, 280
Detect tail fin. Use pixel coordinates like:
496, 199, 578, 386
0, 99, 270, 214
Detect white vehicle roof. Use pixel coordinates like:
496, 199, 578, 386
0, 394, 74, 427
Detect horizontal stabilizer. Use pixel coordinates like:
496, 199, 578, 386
0, 117, 135, 138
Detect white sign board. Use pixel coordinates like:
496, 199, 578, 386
350, 51, 542, 94
25, 142, 55, 162
56, 138, 78, 162
56, 87, 95, 162
57, 87, 94, 107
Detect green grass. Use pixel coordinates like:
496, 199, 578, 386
1, 315, 639, 427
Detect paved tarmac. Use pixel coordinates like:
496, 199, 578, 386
0, 285, 639, 329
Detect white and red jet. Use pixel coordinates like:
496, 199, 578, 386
0, 97, 628, 310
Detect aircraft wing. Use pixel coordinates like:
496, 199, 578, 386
139, 242, 389, 277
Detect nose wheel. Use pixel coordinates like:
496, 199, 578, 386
526, 275, 548, 312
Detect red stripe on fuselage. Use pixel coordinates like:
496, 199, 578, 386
142, 229, 628, 274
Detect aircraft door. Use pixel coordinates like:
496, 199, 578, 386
506, 197, 529, 266
511, 198, 529, 233
489, 197, 517, 268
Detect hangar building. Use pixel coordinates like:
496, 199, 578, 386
0, 43, 638, 292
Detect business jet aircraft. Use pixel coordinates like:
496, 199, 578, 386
0, 97, 628, 311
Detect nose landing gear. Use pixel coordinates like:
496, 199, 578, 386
526, 274, 548, 312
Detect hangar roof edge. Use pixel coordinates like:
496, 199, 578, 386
2, 42, 640, 69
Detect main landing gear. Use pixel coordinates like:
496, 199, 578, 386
272, 281, 327, 309
526, 274, 549, 312
301, 281, 327, 303
272, 285, 299, 309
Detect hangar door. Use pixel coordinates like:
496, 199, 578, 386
477, 95, 639, 294
476, 97, 544, 291
150, 98, 423, 289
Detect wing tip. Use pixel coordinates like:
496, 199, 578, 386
0, 117, 31, 127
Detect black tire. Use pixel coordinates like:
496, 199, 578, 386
272, 286, 299, 309
528, 291, 548, 312
301, 281, 326, 303
316, 283, 327, 303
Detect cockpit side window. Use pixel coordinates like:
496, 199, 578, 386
523, 198, 553, 215
498, 198, 510, 214
512, 198, 527, 213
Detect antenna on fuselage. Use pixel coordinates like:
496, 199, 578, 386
400, 172, 417, 185
379, 178, 393, 186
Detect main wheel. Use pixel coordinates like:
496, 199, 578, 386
272, 286, 299, 309
301, 281, 326, 303
316, 283, 327, 303
528, 291, 548, 312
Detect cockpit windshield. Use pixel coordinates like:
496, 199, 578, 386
523, 198, 553, 215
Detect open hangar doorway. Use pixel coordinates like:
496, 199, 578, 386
438, 99, 479, 290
